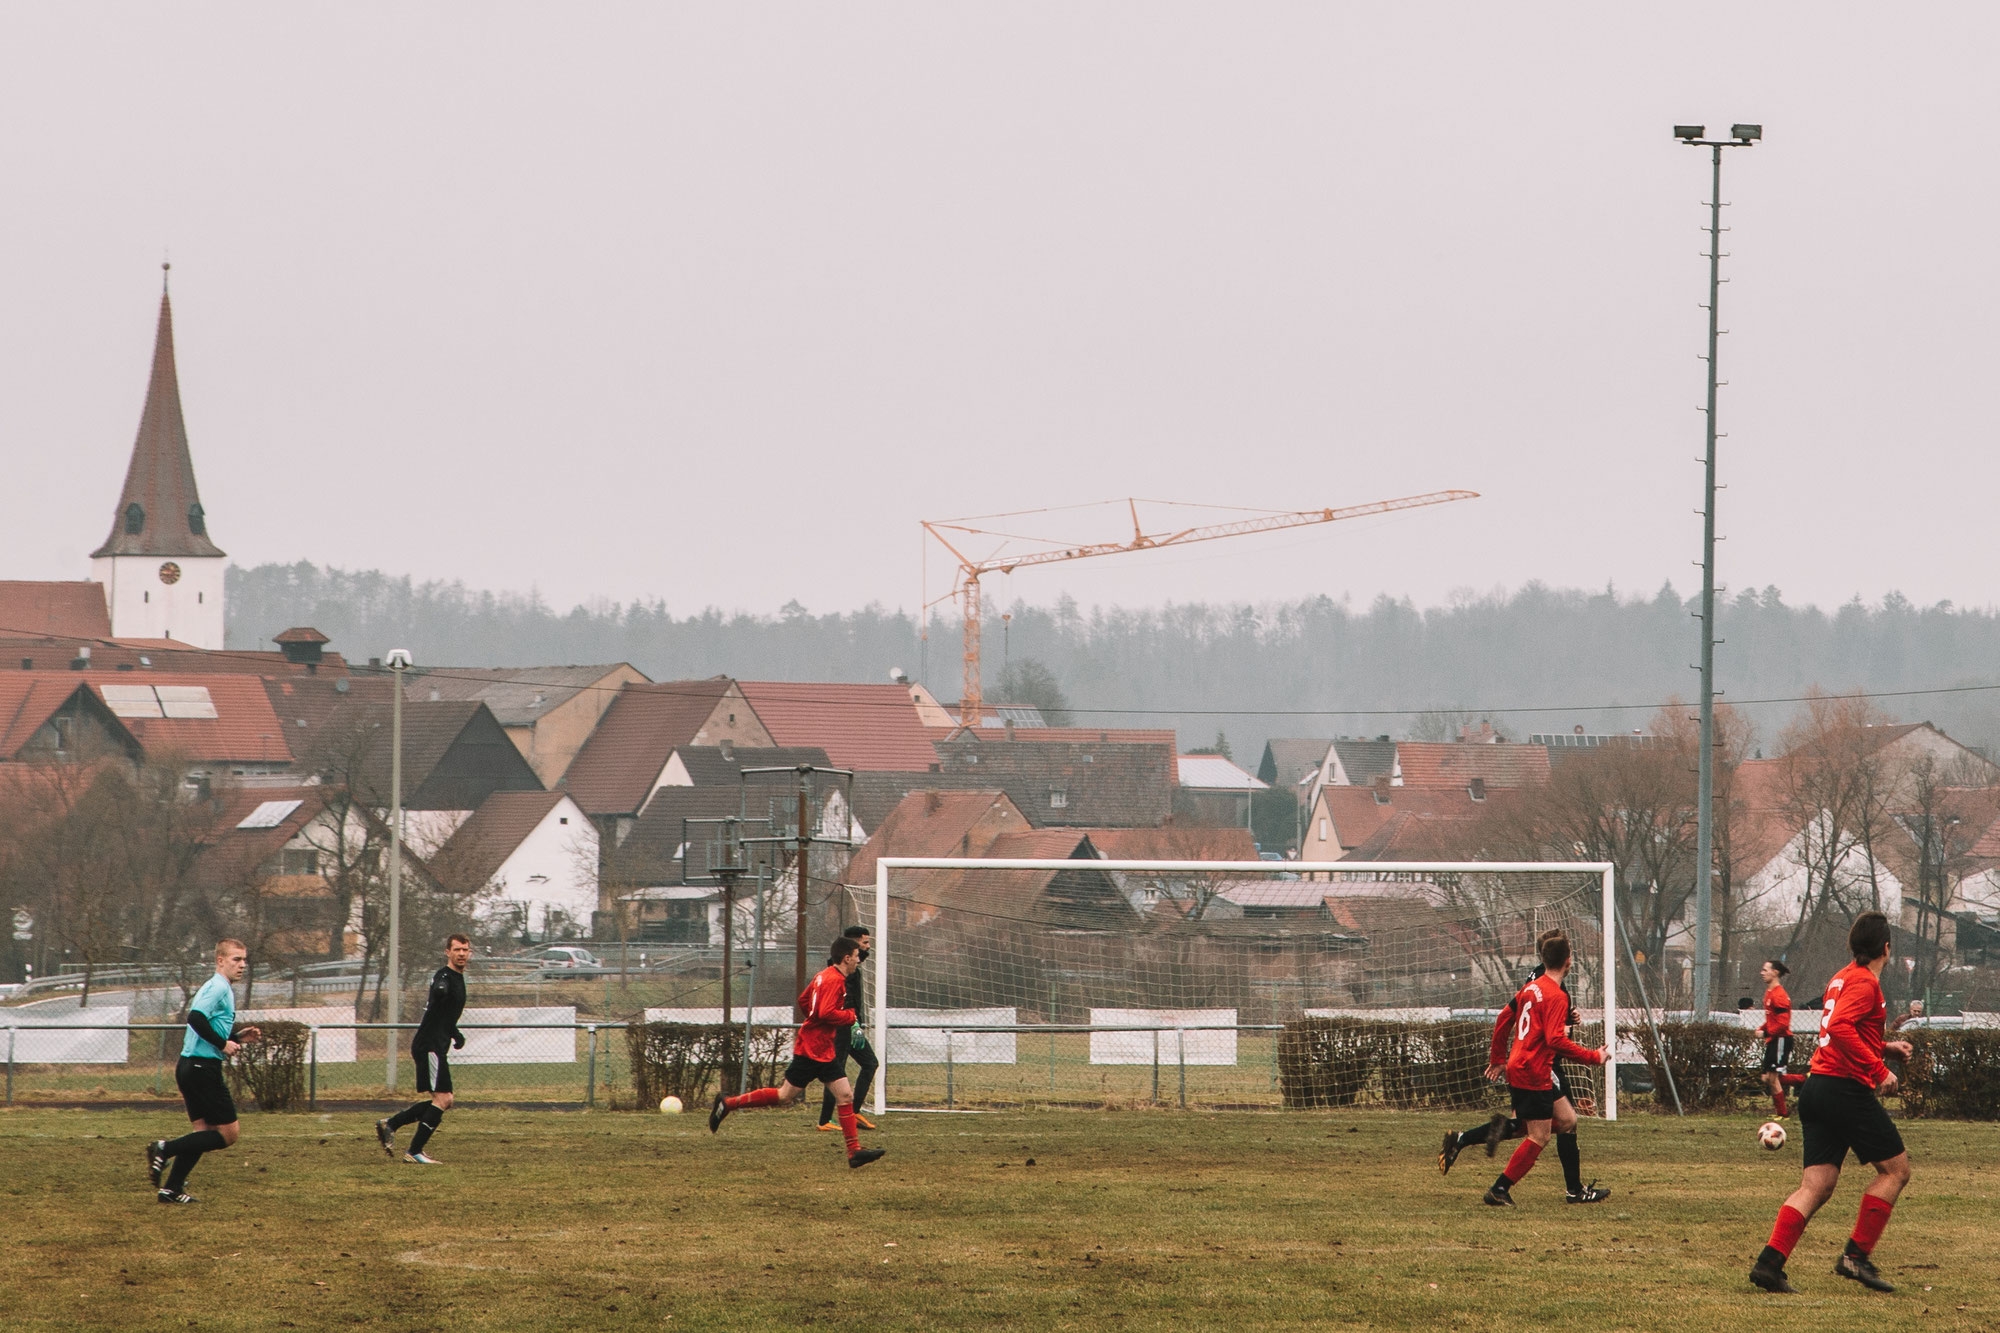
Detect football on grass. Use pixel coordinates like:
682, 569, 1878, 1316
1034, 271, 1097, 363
1757, 1120, 1786, 1150
660, 1095, 683, 1114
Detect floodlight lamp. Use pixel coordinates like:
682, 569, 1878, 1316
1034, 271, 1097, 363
385, 648, 414, 670
1674, 125, 1705, 141
1731, 123, 1762, 142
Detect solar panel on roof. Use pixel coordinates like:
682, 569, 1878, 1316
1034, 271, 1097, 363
236, 799, 303, 830
156, 685, 217, 719
99, 683, 163, 717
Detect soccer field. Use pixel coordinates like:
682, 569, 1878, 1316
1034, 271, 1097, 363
3, 1108, 1995, 1332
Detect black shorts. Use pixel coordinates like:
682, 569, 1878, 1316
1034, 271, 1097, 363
1550, 1063, 1573, 1104
1761, 1036, 1795, 1073
175, 1056, 237, 1126
1799, 1073, 1905, 1168
783, 1053, 844, 1091
413, 1044, 453, 1095
1509, 1083, 1558, 1122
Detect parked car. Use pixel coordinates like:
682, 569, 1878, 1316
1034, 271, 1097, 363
526, 946, 600, 969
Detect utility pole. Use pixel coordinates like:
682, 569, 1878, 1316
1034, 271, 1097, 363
795, 765, 811, 1013
1676, 123, 1760, 1018
383, 648, 412, 1089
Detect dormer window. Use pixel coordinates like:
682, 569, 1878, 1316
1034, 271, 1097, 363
124, 502, 146, 535
1468, 778, 1487, 801
188, 502, 206, 536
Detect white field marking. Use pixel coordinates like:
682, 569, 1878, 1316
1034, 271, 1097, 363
395, 1231, 572, 1272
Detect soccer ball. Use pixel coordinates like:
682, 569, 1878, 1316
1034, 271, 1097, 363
1757, 1120, 1786, 1151
659, 1095, 683, 1114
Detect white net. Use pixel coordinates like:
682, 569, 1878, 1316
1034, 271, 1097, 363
857, 859, 1616, 1115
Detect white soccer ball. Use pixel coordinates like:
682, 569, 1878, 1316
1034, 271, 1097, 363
1757, 1120, 1786, 1151
660, 1095, 683, 1114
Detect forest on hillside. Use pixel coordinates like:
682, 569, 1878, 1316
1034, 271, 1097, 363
226, 561, 2000, 761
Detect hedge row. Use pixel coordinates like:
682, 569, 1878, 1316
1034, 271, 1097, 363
1898, 1029, 2000, 1120
1278, 1017, 1554, 1111
625, 1022, 791, 1110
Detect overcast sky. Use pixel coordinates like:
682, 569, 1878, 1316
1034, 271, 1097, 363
2, 6, 1994, 622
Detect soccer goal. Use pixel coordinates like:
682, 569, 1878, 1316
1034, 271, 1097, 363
860, 858, 1619, 1118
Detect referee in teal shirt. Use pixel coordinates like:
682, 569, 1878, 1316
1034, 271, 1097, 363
146, 939, 260, 1204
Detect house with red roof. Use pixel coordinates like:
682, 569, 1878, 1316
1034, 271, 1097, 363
430, 790, 598, 942
737, 680, 940, 772
558, 679, 773, 820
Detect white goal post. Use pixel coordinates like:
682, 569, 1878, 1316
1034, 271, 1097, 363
870, 858, 1619, 1119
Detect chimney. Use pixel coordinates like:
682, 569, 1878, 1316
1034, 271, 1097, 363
1468, 777, 1487, 801
925, 790, 942, 814
1372, 774, 1392, 805
70, 645, 92, 671
719, 738, 736, 763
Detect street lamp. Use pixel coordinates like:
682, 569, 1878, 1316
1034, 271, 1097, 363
1676, 123, 1759, 1018
383, 648, 412, 1089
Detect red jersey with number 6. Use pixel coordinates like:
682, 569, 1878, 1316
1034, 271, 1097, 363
1808, 962, 1888, 1086
795, 965, 858, 1063
1762, 983, 1792, 1038
1504, 973, 1603, 1090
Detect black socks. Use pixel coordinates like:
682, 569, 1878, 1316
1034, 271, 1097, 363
385, 1102, 428, 1132
1556, 1131, 1582, 1194
409, 1104, 444, 1154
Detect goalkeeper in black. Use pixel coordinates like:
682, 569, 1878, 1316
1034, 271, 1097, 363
817, 925, 879, 1133
376, 933, 470, 1164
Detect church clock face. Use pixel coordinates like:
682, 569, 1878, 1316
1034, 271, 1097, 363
158, 561, 182, 585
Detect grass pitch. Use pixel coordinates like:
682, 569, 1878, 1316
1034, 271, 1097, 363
1, 1106, 1994, 1332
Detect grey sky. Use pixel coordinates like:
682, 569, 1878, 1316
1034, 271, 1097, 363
2, 6, 1994, 621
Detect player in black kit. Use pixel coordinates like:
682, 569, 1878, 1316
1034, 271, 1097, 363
376, 933, 470, 1164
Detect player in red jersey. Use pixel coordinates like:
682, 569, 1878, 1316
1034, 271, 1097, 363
1757, 959, 1806, 1117
1750, 912, 1913, 1295
708, 937, 885, 1169
1478, 931, 1606, 1208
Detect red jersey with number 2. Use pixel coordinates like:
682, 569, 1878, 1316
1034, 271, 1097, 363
1504, 974, 1602, 1090
795, 965, 858, 1062
1808, 962, 1888, 1086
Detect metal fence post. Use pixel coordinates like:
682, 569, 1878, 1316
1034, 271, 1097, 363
5, 1026, 12, 1106
944, 1028, 955, 1110
1269, 1024, 1279, 1092
308, 1028, 319, 1111
1151, 1029, 1160, 1104
586, 1025, 598, 1107
1178, 1028, 1187, 1109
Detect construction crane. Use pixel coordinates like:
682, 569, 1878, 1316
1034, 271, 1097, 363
923, 489, 1479, 728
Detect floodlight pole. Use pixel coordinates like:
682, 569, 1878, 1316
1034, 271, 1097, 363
384, 652, 410, 1090
795, 766, 811, 1015
1681, 126, 1757, 1020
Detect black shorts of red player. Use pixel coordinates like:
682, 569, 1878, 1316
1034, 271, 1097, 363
1798, 1072, 1904, 1169
783, 1053, 844, 1090
1508, 1083, 1558, 1122
1759, 1035, 1794, 1073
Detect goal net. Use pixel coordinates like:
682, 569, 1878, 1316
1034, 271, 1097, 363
854, 859, 1618, 1118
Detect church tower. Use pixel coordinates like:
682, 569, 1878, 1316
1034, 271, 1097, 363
89, 268, 226, 648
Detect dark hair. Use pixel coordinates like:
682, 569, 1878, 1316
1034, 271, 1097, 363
1849, 911, 1892, 963
447, 933, 470, 947
842, 925, 872, 941
1765, 958, 1790, 978
1539, 932, 1571, 971
830, 937, 861, 964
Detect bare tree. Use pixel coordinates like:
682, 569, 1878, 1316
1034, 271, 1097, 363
1773, 694, 1903, 968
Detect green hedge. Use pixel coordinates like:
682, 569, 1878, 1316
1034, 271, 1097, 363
1631, 1021, 1762, 1112
227, 1020, 310, 1113
1280, 1018, 1509, 1111
624, 1022, 790, 1111
1899, 1029, 2000, 1120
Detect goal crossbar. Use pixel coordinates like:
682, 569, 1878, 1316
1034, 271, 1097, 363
871, 858, 1618, 1119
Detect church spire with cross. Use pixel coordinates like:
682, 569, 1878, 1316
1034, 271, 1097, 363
89, 265, 228, 647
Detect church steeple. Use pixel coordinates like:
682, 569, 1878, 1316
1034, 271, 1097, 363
91, 266, 224, 560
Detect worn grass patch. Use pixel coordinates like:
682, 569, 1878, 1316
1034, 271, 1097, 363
1, 1107, 1994, 1331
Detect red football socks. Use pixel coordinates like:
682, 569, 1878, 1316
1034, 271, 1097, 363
837, 1103, 861, 1155
1501, 1139, 1542, 1184
1768, 1204, 1807, 1259
1852, 1195, 1894, 1254
1773, 1089, 1787, 1116
726, 1087, 782, 1110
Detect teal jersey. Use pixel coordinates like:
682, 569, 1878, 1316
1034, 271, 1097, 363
181, 971, 237, 1059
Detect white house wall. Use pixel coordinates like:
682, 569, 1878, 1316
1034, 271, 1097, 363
487, 797, 599, 935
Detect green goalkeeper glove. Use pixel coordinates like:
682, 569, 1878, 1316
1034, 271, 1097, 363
850, 1024, 869, 1049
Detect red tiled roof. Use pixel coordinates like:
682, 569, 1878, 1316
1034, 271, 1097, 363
842, 789, 1026, 886
1316, 785, 1494, 851
560, 680, 743, 816
92, 290, 224, 559
190, 785, 338, 886
740, 681, 939, 772
0, 677, 135, 757
988, 829, 1095, 860
1076, 826, 1258, 861
78, 671, 292, 763
0, 583, 112, 639
433, 790, 571, 892
1393, 742, 1550, 790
